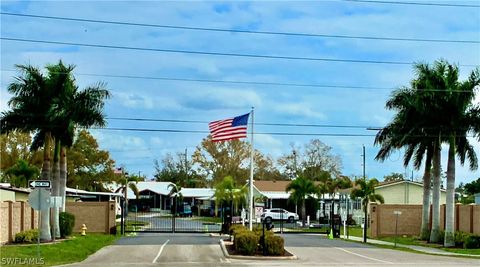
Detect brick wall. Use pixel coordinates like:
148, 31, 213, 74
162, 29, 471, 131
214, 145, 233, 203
66, 202, 116, 234
0, 201, 115, 244
370, 204, 480, 238
0, 201, 38, 244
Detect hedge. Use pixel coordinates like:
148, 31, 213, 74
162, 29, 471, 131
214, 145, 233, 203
265, 235, 284, 256
14, 229, 39, 243
59, 212, 75, 237
235, 231, 259, 255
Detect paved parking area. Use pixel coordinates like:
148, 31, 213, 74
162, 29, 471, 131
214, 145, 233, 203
64, 233, 480, 267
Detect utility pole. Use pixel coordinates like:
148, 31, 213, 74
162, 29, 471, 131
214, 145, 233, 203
362, 145, 367, 243
362, 145, 366, 181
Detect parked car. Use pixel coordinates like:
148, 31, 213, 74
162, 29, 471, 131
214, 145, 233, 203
261, 208, 299, 223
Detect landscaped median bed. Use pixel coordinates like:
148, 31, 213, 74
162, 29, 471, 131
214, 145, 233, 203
1, 234, 118, 266
220, 225, 297, 260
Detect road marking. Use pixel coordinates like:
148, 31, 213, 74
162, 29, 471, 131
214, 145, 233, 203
152, 239, 169, 263
334, 247, 393, 264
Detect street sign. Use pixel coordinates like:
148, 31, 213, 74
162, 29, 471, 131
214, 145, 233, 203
29, 180, 51, 189
29, 188, 51, 211
394, 211, 402, 215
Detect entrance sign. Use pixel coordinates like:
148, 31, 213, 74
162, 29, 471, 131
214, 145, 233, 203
29, 189, 51, 211
29, 180, 51, 189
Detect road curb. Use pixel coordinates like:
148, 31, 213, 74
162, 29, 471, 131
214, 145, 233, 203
219, 239, 298, 260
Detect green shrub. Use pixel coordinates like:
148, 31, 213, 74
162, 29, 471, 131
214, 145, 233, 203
464, 235, 480, 249
59, 212, 75, 237
229, 225, 246, 236
265, 235, 284, 256
14, 229, 39, 243
436, 230, 445, 244
454, 232, 470, 247
258, 230, 274, 251
235, 231, 259, 255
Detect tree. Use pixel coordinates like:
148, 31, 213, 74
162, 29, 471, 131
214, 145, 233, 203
1, 64, 55, 241
213, 176, 247, 219
350, 178, 384, 243
278, 139, 342, 180
67, 130, 116, 191
154, 152, 206, 187
286, 176, 317, 226
0, 131, 43, 173
383, 172, 405, 182
192, 137, 282, 185
464, 178, 480, 195
4, 159, 40, 187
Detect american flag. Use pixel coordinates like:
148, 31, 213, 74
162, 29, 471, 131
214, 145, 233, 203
113, 167, 123, 174
209, 113, 250, 142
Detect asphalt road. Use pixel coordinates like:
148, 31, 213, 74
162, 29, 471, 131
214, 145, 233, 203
63, 233, 480, 267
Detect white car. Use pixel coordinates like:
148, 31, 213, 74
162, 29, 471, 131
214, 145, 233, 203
261, 208, 299, 223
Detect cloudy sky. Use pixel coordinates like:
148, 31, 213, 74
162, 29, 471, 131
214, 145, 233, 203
1, 0, 479, 184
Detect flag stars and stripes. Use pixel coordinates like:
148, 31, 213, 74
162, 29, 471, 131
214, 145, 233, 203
209, 113, 250, 142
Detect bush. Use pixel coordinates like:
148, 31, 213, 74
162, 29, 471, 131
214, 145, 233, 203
59, 212, 75, 237
235, 231, 259, 256
258, 230, 274, 252
454, 232, 470, 247
265, 235, 284, 256
464, 235, 480, 249
229, 224, 246, 236
14, 229, 39, 243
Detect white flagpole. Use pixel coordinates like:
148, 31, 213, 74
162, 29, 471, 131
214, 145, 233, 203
249, 107, 255, 231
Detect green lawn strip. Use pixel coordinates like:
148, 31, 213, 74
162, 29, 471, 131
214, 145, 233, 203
442, 248, 480, 255
0, 234, 118, 267
340, 226, 366, 238
191, 217, 222, 223
341, 238, 478, 259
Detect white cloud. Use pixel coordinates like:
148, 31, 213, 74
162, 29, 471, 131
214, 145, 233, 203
274, 103, 327, 120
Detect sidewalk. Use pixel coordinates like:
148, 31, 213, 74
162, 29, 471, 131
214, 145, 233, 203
344, 235, 480, 258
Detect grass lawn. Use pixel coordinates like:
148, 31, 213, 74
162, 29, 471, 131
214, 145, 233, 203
442, 248, 480, 255
341, 226, 367, 238
191, 216, 222, 223
0, 234, 118, 267
117, 220, 148, 232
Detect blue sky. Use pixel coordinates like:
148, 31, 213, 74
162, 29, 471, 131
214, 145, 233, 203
1, 1, 479, 185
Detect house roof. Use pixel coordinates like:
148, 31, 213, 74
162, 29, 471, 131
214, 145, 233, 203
179, 188, 215, 198
253, 180, 291, 192
376, 180, 446, 192
127, 181, 174, 199
0, 185, 31, 194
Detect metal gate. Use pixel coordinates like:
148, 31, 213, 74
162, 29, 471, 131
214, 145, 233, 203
120, 199, 222, 233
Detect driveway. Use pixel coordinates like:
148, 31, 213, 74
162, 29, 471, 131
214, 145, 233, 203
64, 233, 480, 267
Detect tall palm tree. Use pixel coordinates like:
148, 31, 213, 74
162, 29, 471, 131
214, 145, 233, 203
1, 64, 55, 241
375, 93, 435, 241
45, 61, 110, 212
350, 178, 384, 243
441, 66, 480, 247
286, 176, 317, 226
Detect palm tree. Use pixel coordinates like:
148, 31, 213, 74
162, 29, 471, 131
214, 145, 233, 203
5, 159, 40, 187
167, 183, 182, 216
45, 61, 110, 212
350, 178, 384, 243
286, 176, 317, 226
375, 93, 435, 241
441, 66, 479, 247
1, 64, 55, 241
213, 176, 247, 219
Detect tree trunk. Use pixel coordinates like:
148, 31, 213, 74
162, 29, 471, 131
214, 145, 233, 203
59, 147, 67, 212
444, 136, 456, 247
429, 137, 441, 243
51, 139, 61, 238
40, 132, 52, 241
420, 148, 432, 240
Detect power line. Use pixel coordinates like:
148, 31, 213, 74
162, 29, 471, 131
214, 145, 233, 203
1, 12, 478, 44
341, 0, 480, 8
2, 37, 478, 67
107, 117, 378, 129
2, 69, 478, 93
98, 127, 376, 137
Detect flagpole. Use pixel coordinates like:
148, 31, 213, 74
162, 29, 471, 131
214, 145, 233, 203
249, 107, 254, 231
